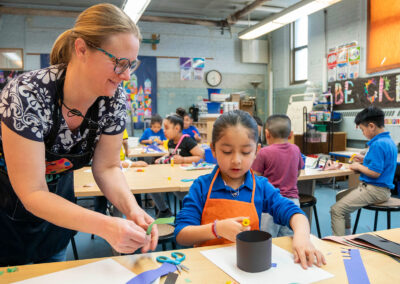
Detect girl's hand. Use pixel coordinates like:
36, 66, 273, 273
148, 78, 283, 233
102, 216, 150, 254
155, 158, 161, 164
173, 155, 184, 164
292, 234, 326, 269
215, 217, 250, 242
128, 209, 158, 253
194, 133, 200, 140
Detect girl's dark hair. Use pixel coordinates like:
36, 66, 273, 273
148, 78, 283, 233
354, 106, 385, 128
166, 114, 184, 130
176, 107, 189, 118
212, 110, 258, 146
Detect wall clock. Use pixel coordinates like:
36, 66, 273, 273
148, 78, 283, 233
205, 70, 222, 87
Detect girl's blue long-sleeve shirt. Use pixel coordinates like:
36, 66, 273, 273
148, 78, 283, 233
174, 166, 304, 239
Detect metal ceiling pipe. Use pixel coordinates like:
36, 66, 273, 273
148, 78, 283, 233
0, 6, 80, 18
226, 0, 270, 25
140, 15, 222, 27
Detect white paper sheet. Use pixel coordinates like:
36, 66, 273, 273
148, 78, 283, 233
201, 244, 334, 284
12, 259, 136, 284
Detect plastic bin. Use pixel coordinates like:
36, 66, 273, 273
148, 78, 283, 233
207, 88, 221, 100
315, 124, 327, 132
206, 102, 221, 114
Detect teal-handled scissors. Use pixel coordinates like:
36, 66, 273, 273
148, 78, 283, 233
156, 252, 189, 273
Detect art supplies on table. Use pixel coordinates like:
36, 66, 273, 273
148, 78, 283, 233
323, 233, 400, 258
180, 162, 215, 171
126, 262, 175, 284
201, 244, 333, 284
156, 252, 189, 273
341, 249, 370, 284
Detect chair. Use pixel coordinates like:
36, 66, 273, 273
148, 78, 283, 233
352, 197, 400, 234
70, 236, 79, 260
157, 224, 176, 251
299, 194, 322, 238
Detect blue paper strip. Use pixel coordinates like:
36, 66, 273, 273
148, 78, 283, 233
342, 249, 370, 284
126, 262, 177, 284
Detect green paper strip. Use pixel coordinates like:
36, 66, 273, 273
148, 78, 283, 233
146, 217, 175, 235
0, 271, 3, 275
7, 267, 18, 273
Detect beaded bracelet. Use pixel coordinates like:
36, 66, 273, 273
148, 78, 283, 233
212, 220, 221, 239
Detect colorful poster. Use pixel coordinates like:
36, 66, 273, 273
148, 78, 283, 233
327, 52, 337, 69
123, 56, 157, 129
180, 57, 192, 80
192, 57, 205, 80
328, 72, 400, 110
348, 46, 360, 79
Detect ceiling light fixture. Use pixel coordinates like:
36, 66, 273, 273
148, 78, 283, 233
123, 0, 151, 23
239, 0, 341, 40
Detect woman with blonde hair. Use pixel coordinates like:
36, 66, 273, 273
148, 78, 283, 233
0, 3, 157, 266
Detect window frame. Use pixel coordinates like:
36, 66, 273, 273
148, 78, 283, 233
290, 18, 308, 85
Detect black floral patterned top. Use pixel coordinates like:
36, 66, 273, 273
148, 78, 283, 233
0, 64, 127, 172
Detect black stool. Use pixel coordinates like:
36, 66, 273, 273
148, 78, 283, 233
352, 197, 400, 234
157, 224, 176, 251
299, 194, 322, 238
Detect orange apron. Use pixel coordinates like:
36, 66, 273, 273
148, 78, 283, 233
198, 168, 260, 247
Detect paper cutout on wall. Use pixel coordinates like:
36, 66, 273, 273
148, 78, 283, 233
123, 56, 157, 129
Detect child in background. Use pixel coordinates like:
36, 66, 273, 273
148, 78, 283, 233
139, 114, 166, 145
152, 114, 205, 218
155, 114, 204, 164
177, 107, 202, 143
252, 115, 304, 237
175, 111, 325, 269
331, 106, 397, 236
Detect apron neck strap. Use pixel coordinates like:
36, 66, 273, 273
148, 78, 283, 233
206, 168, 256, 203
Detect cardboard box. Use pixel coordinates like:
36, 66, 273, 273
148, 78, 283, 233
240, 100, 254, 116
230, 94, 241, 103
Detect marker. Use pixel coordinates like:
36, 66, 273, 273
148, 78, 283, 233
349, 154, 357, 163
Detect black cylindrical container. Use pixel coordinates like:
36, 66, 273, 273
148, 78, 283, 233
236, 230, 272, 273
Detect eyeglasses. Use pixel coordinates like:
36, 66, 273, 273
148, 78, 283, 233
87, 42, 140, 75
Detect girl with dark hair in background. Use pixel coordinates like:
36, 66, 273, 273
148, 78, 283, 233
176, 107, 202, 142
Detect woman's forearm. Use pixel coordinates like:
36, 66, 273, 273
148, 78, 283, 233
92, 166, 140, 218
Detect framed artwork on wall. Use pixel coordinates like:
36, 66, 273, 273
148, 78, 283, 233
0, 48, 24, 70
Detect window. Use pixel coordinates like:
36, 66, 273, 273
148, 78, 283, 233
290, 17, 308, 84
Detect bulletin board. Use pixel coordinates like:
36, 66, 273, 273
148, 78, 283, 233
286, 93, 315, 134
367, 0, 400, 73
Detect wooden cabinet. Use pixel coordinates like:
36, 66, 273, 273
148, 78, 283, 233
293, 132, 347, 154
193, 117, 217, 143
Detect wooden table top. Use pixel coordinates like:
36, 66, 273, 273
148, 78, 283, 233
74, 164, 356, 197
2, 228, 399, 283
74, 165, 212, 197
128, 145, 168, 158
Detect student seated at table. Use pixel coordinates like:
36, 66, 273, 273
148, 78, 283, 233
177, 107, 201, 143
330, 106, 397, 236
139, 114, 166, 145
151, 113, 204, 218
252, 114, 304, 237
175, 110, 325, 269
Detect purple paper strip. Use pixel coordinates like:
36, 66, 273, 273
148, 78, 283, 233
126, 262, 177, 284
343, 249, 370, 284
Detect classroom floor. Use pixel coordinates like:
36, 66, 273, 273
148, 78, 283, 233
66, 180, 400, 261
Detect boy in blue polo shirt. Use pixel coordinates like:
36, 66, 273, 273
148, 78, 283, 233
330, 106, 397, 236
139, 114, 166, 145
